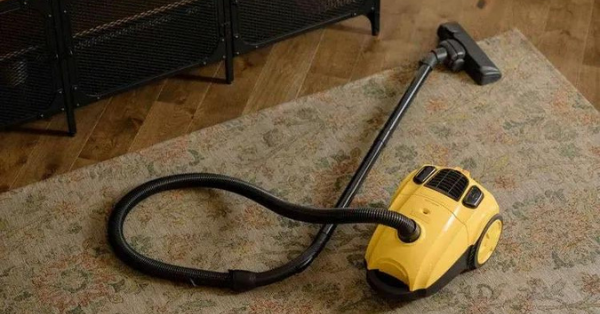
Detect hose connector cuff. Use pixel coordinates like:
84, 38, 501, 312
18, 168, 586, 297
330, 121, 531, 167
398, 221, 420, 243
229, 269, 258, 292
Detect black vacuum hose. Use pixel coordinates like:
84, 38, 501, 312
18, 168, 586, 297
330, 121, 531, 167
108, 59, 439, 291
108, 173, 419, 291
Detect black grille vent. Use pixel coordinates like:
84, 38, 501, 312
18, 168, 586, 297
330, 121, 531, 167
237, 0, 367, 46
425, 169, 469, 201
69, 0, 221, 99
0, 2, 59, 127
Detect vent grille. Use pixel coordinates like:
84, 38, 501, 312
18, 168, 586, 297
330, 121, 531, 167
237, 0, 367, 46
69, 0, 221, 99
0, 2, 58, 127
425, 169, 469, 201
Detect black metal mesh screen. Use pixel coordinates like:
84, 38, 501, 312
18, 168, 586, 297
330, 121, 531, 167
68, 0, 221, 99
0, 1, 59, 127
237, 0, 367, 46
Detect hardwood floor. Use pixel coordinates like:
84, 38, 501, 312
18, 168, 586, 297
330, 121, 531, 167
1, 0, 599, 192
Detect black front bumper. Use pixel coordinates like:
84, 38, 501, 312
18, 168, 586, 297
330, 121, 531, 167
365, 247, 472, 301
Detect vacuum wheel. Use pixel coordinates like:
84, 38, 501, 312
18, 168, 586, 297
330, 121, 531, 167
469, 215, 503, 269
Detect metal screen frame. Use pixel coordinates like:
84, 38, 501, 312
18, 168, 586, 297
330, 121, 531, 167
0, 0, 68, 130
0, 0, 380, 134
230, 0, 379, 55
56, 0, 229, 108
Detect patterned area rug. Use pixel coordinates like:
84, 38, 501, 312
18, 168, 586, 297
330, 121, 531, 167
1, 30, 599, 314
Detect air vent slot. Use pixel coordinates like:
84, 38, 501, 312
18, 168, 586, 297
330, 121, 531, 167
424, 169, 469, 201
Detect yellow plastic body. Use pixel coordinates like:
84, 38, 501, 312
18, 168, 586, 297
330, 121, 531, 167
365, 165, 500, 291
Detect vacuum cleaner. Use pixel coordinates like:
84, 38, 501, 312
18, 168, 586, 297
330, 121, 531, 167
107, 22, 503, 301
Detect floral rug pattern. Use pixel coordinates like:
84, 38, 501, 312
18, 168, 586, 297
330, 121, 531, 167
1, 30, 599, 314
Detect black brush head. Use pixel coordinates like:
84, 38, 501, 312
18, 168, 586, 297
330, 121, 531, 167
437, 22, 502, 85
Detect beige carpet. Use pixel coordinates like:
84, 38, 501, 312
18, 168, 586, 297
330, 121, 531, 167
1, 30, 599, 314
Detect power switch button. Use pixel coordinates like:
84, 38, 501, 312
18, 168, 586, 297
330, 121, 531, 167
463, 186, 484, 208
413, 166, 436, 184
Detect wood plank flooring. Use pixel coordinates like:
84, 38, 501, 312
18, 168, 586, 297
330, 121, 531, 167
1, 0, 598, 192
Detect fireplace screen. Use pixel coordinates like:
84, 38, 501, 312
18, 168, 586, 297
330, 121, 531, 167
0, 0, 378, 133
235, 0, 368, 48
0, 0, 63, 127
66, 0, 224, 103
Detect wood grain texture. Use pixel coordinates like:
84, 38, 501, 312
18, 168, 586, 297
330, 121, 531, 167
297, 73, 349, 98
306, 19, 367, 79
461, 0, 512, 40
3, 0, 598, 190
12, 101, 108, 188
190, 48, 272, 131
0, 120, 49, 192
350, 1, 425, 80
538, 0, 594, 83
298, 19, 368, 96
583, 0, 600, 68
408, 0, 468, 58
128, 64, 220, 151
579, 0, 600, 109
243, 31, 323, 114
77, 81, 165, 164
504, 0, 551, 45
